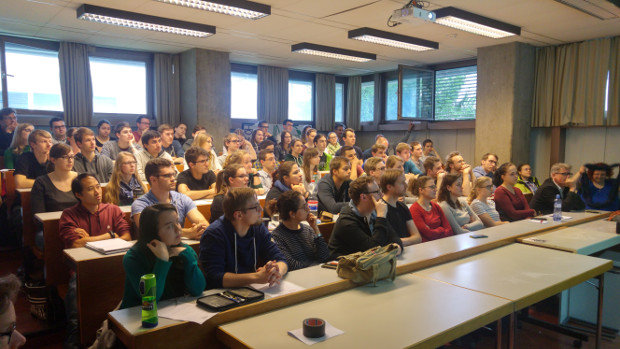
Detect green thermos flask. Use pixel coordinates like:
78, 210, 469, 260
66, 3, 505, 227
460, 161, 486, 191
140, 274, 158, 328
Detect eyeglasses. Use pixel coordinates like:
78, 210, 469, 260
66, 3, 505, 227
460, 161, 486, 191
365, 190, 380, 196
158, 173, 176, 179
235, 174, 250, 178
3, 116, 16, 121
60, 155, 75, 161
557, 172, 572, 176
376, 166, 386, 171
230, 139, 242, 143
53, 125, 66, 129
0, 322, 16, 344
195, 159, 208, 164
259, 125, 268, 129
122, 161, 137, 165
244, 204, 262, 212
424, 185, 437, 190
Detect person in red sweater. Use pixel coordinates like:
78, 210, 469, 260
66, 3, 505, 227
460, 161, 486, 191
409, 175, 454, 242
492, 162, 536, 222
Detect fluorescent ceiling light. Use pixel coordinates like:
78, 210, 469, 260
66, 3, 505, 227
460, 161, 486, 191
155, 0, 271, 20
348, 27, 438, 52
77, 4, 216, 38
434, 7, 520, 39
292, 43, 376, 62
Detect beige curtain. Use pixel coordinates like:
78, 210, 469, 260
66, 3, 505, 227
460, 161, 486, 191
315, 74, 335, 131
532, 37, 616, 127
258, 65, 288, 124
608, 37, 620, 126
154, 53, 180, 126
58, 42, 93, 126
346, 76, 361, 131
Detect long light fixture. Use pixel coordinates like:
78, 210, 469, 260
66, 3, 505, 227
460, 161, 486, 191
291, 43, 376, 62
77, 4, 216, 38
155, 0, 271, 20
434, 7, 520, 39
348, 27, 438, 52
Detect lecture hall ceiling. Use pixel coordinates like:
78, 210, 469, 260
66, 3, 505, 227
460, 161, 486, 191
1, 0, 619, 75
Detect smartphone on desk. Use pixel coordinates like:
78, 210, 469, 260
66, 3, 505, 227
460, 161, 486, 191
470, 234, 488, 239
321, 261, 338, 269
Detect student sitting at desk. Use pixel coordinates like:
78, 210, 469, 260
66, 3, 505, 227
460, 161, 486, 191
328, 176, 403, 259
257, 149, 276, 192
13, 129, 52, 189
200, 187, 288, 289
135, 130, 178, 183
121, 204, 206, 309
100, 122, 136, 161
437, 174, 484, 235
176, 147, 216, 200
265, 161, 306, 218
468, 177, 508, 227
223, 150, 264, 196
103, 151, 146, 206
530, 163, 585, 215
409, 176, 454, 242
72, 127, 113, 183
209, 164, 249, 223
132, 158, 207, 240
270, 191, 330, 271
3, 122, 33, 170
380, 169, 422, 246
493, 162, 536, 222
317, 156, 351, 215
59, 173, 131, 348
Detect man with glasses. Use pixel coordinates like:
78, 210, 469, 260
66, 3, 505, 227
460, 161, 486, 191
49, 117, 67, 145
381, 169, 422, 246
328, 176, 403, 258
176, 147, 216, 200
530, 163, 585, 214
72, 128, 113, 183
473, 153, 499, 179
133, 116, 151, 147
0, 107, 18, 153
282, 119, 294, 134
135, 130, 178, 182
257, 120, 277, 143
199, 187, 288, 288
132, 158, 208, 240
14, 130, 52, 188
217, 133, 246, 168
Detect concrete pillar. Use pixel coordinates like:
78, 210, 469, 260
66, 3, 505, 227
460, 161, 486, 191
180, 48, 231, 149
476, 42, 536, 167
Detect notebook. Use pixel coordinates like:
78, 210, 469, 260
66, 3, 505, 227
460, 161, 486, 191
85, 239, 135, 255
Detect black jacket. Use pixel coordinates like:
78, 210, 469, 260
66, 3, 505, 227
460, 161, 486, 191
317, 174, 350, 215
530, 178, 585, 215
328, 203, 403, 259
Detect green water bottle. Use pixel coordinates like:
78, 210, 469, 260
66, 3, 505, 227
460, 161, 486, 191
140, 274, 158, 328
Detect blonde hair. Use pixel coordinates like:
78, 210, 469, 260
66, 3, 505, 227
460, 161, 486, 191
104, 151, 146, 205
194, 133, 216, 169
301, 147, 319, 184
223, 150, 249, 169
468, 176, 492, 205
9, 123, 33, 154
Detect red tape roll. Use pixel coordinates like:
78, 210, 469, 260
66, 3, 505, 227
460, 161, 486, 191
303, 318, 326, 338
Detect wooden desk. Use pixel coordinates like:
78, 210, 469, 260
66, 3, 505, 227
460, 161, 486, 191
416, 243, 613, 348
0, 169, 16, 208
189, 195, 266, 227
64, 239, 200, 345
218, 274, 513, 349
18, 188, 34, 247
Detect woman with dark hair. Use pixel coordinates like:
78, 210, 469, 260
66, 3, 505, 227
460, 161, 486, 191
302, 128, 317, 152
514, 163, 540, 195
120, 204, 205, 309
313, 133, 332, 171
103, 151, 146, 206
31, 143, 79, 249
275, 130, 292, 161
174, 122, 187, 145
284, 139, 303, 167
265, 161, 306, 217
209, 164, 249, 223
576, 163, 620, 211
269, 190, 329, 271
436, 174, 483, 234
409, 176, 453, 242
493, 162, 536, 221
250, 129, 264, 155
95, 119, 114, 152
0, 274, 27, 348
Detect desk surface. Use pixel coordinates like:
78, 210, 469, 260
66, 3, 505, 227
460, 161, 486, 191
519, 219, 620, 255
34, 205, 132, 222
416, 243, 612, 310
217, 274, 512, 349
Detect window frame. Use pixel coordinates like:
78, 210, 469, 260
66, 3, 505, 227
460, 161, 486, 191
288, 70, 315, 123
88, 46, 154, 125
431, 59, 477, 122
230, 63, 258, 121
359, 74, 376, 125
334, 76, 347, 124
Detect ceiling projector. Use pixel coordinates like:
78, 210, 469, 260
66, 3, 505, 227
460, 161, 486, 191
392, 7, 436, 23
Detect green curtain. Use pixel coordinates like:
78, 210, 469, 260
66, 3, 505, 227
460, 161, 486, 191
58, 42, 93, 126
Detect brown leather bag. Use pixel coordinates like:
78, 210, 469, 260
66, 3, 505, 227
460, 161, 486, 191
336, 244, 399, 286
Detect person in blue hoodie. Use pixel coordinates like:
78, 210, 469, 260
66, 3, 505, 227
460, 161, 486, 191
200, 187, 288, 289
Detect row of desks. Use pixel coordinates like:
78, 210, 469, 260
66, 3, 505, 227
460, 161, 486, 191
108, 211, 613, 348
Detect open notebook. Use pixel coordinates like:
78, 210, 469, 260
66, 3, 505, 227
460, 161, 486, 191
85, 239, 135, 255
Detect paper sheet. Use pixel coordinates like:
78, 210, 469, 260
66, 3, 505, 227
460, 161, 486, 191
251, 280, 305, 298
157, 296, 218, 324
528, 219, 548, 224
543, 214, 573, 221
288, 322, 344, 345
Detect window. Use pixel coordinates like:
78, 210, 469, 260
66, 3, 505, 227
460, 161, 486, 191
231, 70, 258, 119
434, 65, 477, 120
288, 79, 313, 121
89, 57, 147, 114
385, 78, 398, 121
399, 66, 434, 120
335, 82, 344, 123
360, 80, 374, 122
5, 42, 63, 111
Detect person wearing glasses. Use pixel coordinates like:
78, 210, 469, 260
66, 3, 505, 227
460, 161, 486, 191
176, 147, 216, 200
0, 108, 18, 154
31, 143, 79, 250
468, 177, 508, 227
576, 163, 620, 211
530, 163, 585, 215
328, 176, 403, 258
409, 176, 454, 242
257, 120, 277, 143
269, 190, 329, 271
380, 169, 422, 246
493, 162, 536, 222
72, 128, 113, 183
132, 158, 208, 240
514, 163, 541, 195
217, 133, 256, 169
103, 152, 146, 206
49, 117, 67, 145
133, 116, 151, 147
200, 187, 288, 288
0, 273, 27, 349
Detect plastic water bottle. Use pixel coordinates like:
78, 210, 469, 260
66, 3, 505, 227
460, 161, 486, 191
140, 274, 158, 328
307, 179, 319, 222
553, 194, 562, 222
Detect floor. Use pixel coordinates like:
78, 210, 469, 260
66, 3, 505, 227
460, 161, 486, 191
2, 246, 619, 349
